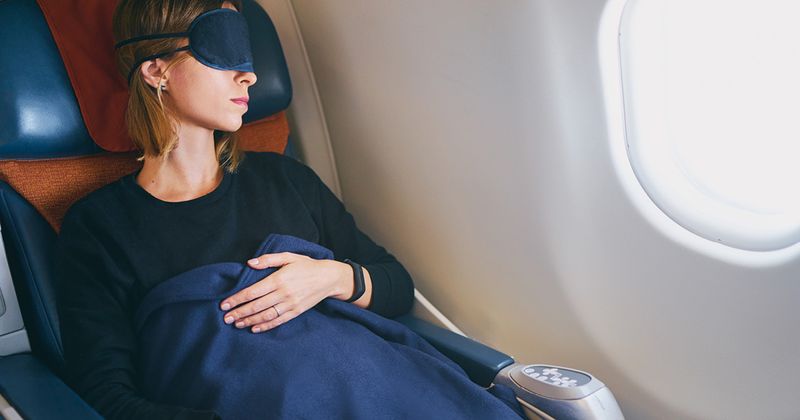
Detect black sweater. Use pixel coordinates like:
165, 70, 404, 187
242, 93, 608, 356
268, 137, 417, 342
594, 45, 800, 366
55, 152, 414, 419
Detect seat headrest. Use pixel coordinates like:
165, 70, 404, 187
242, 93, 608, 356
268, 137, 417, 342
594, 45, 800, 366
0, 0, 100, 159
0, 0, 292, 158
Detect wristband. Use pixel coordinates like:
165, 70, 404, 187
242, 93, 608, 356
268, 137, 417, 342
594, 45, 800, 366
343, 258, 366, 303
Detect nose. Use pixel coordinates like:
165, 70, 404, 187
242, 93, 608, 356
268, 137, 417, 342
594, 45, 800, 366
237, 70, 257, 87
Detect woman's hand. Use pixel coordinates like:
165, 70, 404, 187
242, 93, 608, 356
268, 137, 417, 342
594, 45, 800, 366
219, 252, 353, 333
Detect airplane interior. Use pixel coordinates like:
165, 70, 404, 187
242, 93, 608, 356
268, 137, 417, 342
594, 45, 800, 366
1, 0, 797, 419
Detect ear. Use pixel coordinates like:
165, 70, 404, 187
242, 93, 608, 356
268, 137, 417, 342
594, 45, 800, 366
139, 59, 168, 90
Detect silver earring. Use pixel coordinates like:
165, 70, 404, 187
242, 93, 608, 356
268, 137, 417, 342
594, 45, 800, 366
160, 84, 166, 91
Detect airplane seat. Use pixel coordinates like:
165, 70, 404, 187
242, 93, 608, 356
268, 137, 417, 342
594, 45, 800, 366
0, 0, 547, 418
0, 0, 287, 417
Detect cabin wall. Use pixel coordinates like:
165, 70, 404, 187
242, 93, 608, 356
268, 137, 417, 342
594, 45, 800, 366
259, 1, 800, 419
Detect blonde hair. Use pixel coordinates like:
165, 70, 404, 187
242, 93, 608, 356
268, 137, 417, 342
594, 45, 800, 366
112, 0, 245, 172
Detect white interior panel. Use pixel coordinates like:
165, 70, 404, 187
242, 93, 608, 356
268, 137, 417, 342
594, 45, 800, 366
257, 0, 341, 196
266, 1, 800, 418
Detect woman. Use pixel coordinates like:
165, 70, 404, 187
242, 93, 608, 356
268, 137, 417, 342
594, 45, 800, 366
56, 1, 524, 419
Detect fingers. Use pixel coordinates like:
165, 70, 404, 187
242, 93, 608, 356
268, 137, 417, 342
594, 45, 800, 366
251, 305, 294, 333
221, 254, 303, 310
220, 275, 279, 312
247, 252, 307, 269
221, 252, 313, 333
231, 299, 294, 334
223, 288, 282, 326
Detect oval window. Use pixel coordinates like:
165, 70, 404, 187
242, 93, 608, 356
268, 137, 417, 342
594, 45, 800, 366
619, 0, 800, 251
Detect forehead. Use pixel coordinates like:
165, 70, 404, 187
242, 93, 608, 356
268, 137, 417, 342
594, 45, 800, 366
221, 1, 237, 11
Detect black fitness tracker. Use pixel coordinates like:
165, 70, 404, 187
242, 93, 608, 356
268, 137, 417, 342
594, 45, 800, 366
343, 258, 366, 303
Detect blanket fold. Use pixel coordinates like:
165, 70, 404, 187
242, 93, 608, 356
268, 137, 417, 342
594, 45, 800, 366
134, 233, 523, 419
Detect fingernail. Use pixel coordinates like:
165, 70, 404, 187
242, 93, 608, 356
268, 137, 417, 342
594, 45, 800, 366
221, 303, 231, 311
252, 327, 261, 333
236, 321, 244, 328
224, 316, 234, 324
248, 258, 259, 265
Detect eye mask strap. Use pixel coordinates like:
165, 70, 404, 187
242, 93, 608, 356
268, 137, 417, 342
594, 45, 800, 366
114, 32, 188, 49
125, 45, 191, 84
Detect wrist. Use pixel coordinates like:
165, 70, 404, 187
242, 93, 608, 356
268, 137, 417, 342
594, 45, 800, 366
330, 260, 354, 300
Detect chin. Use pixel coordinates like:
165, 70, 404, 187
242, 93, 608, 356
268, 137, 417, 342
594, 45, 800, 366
220, 120, 244, 133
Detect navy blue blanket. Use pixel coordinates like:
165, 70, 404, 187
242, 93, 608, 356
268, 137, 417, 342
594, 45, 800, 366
134, 234, 524, 419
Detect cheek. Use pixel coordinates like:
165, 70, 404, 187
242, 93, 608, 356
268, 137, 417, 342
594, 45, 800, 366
167, 83, 202, 117
166, 68, 241, 129
181, 71, 227, 102
170, 73, 220, 112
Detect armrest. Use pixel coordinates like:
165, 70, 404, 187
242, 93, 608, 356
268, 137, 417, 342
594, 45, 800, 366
0, 353, 102, 419
393, 314, 514, 387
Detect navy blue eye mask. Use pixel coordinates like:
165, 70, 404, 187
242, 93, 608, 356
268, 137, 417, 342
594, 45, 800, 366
114, 8, 255, 84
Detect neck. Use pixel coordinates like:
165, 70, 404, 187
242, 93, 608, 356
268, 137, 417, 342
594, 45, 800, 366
136, 125, 223, 202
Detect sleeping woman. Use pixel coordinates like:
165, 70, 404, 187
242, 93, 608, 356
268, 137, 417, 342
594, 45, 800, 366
55, 1, 525, 419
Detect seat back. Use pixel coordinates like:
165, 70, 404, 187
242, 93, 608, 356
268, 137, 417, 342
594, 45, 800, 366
0, 0, 295, 377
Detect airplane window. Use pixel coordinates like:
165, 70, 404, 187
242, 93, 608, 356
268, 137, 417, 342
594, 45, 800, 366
617, 0, 800, 251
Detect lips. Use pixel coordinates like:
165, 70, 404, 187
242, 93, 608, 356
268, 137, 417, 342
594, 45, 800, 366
231, 97, 249, 106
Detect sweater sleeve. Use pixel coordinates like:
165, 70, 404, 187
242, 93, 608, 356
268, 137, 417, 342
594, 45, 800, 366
284, 159, 415, 318
55, 203, 221, 420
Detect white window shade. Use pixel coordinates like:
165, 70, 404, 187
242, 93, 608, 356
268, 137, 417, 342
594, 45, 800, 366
619, 0, 800, 251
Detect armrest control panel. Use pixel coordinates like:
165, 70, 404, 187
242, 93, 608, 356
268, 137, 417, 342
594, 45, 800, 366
495, 363, 624, 420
